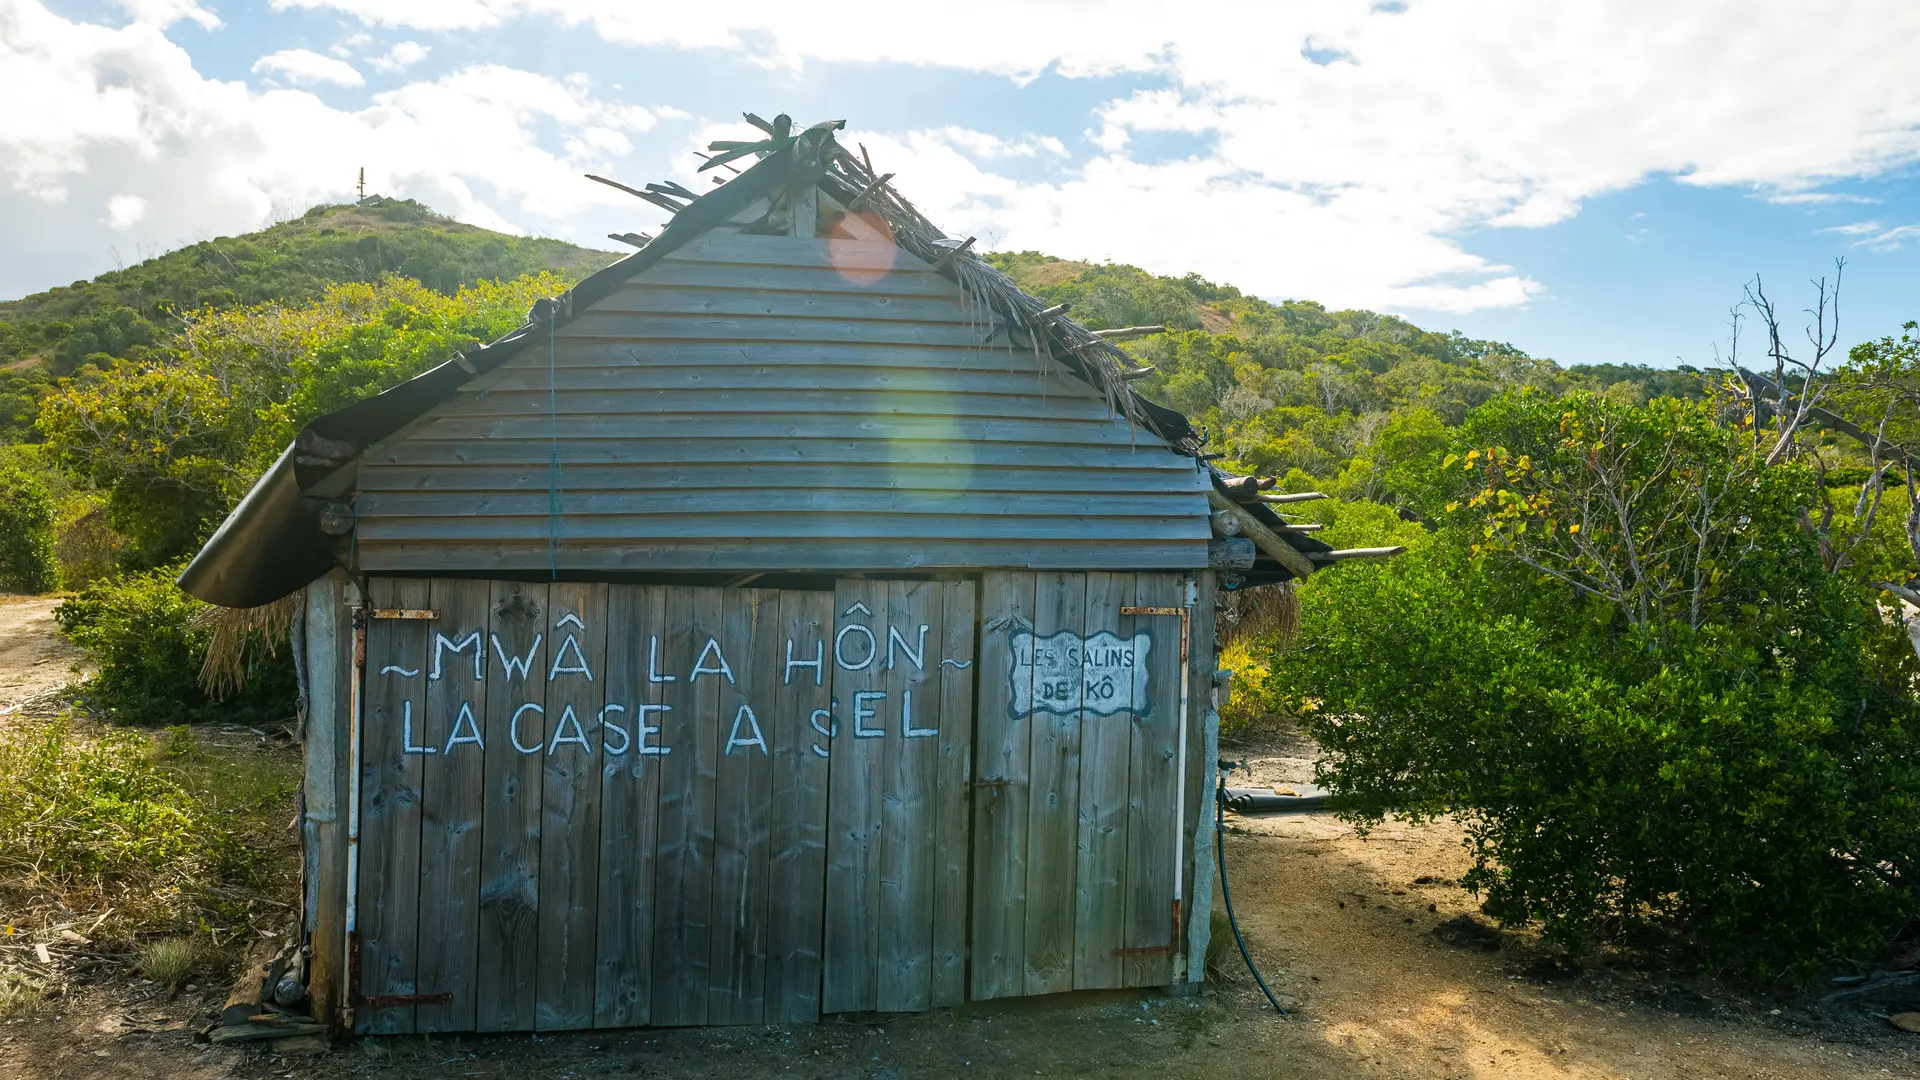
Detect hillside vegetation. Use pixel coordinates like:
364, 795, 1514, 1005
985, 252, 1709, 489
0, 198, 615, 439
0, 204, 1914, 986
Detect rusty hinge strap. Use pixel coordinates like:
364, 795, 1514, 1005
1112, 899, 1183, 957
971, 778, 1014, 789
1120, 606, 1183, 616
369, 609, 438, 620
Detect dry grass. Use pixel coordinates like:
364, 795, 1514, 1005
0, 717, 300, 945
1218, 582, 1298, 647
195, 593, 300, 698
134, 936, 212, 987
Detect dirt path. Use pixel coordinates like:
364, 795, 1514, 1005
0, 595, 86, 716
4, 809, 1910, 1080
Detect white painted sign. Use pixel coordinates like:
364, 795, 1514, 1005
1009, 629, 1152, 719
376, 607, 965, 759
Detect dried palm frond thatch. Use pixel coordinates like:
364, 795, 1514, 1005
196, 594, 301, 698
1218, 583, 1299, 648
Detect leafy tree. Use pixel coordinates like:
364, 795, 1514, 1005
35, 274, 566, 567
0, 464, 56, 592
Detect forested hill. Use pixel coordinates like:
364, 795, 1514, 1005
984, 251, 1706, 487
0, 202, 1708, 471
0, 198, 617, 377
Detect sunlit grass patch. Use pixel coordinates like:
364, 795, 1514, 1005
0, 716, 299, 943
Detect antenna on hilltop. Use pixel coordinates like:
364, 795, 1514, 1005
357, 167, 366, 202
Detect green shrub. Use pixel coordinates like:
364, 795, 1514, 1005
0, 464, 57, 593
54, 567, 295, 724
1268, 392, 1920, 981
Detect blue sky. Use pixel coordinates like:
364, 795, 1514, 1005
5, 0, 1919, 370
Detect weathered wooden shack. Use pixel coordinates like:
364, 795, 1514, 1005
179, 116, 1375, 1035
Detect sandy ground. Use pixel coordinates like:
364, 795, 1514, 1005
0, 595, 87, 716
0, 618, 1914, 1079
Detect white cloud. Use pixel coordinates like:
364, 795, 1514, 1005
14, 1, 1920, 314
110, 0, 222, 31
269, 0, 1920, 313
252, 48, 365, 87
367, 40, 429, 73
103, 193, 146, 229
1822, 221, 1920, 251
0, 0, 675, 298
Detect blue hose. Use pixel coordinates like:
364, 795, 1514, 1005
1217, 774, 1288, 1015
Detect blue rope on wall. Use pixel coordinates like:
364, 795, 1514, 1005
546, 307, 562, 578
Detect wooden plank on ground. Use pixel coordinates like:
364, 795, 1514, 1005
822, 579, 887, 1013
476, 580, 546, 1031
357, 577, 430, 1034
595, 584, 662, 1028
535, 582, 607, 1030
416, 578, 491, 1032
970, 571, 1035, 1001
1023, 572, 1086, 997
707, 588, 778, 1024
1123, 573, 1183, 988
766, 589, 833, 1023
650, 587, 721, 1026
876, 579, 940, 1012
929, 580, 977, 1008
1074, 573, 1136, 990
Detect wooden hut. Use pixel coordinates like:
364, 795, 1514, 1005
179, 116, 1380, 1035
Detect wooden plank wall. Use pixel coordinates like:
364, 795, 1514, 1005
357, 579, 431, 1034
821, 580, 976, 1013
351, 232, 1209, 574
346, 577, 977, 1033
341, 570, 1201, 1033
968, 571, 1193, 998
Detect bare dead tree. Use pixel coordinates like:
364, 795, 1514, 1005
1739, 260, 1846, 465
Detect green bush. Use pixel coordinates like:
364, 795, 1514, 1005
54, 567, 295, 724
1267, 393, 1920, 981
0, 464, 57, 593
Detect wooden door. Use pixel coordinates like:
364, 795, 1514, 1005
819, 579, 977, 1013
969, 571, 1189, 999
352, 577, 976, 1034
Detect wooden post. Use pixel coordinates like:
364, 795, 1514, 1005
789, 183, 818, 238
303, 573, 348, 1027
1206, 491, 1316, 579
